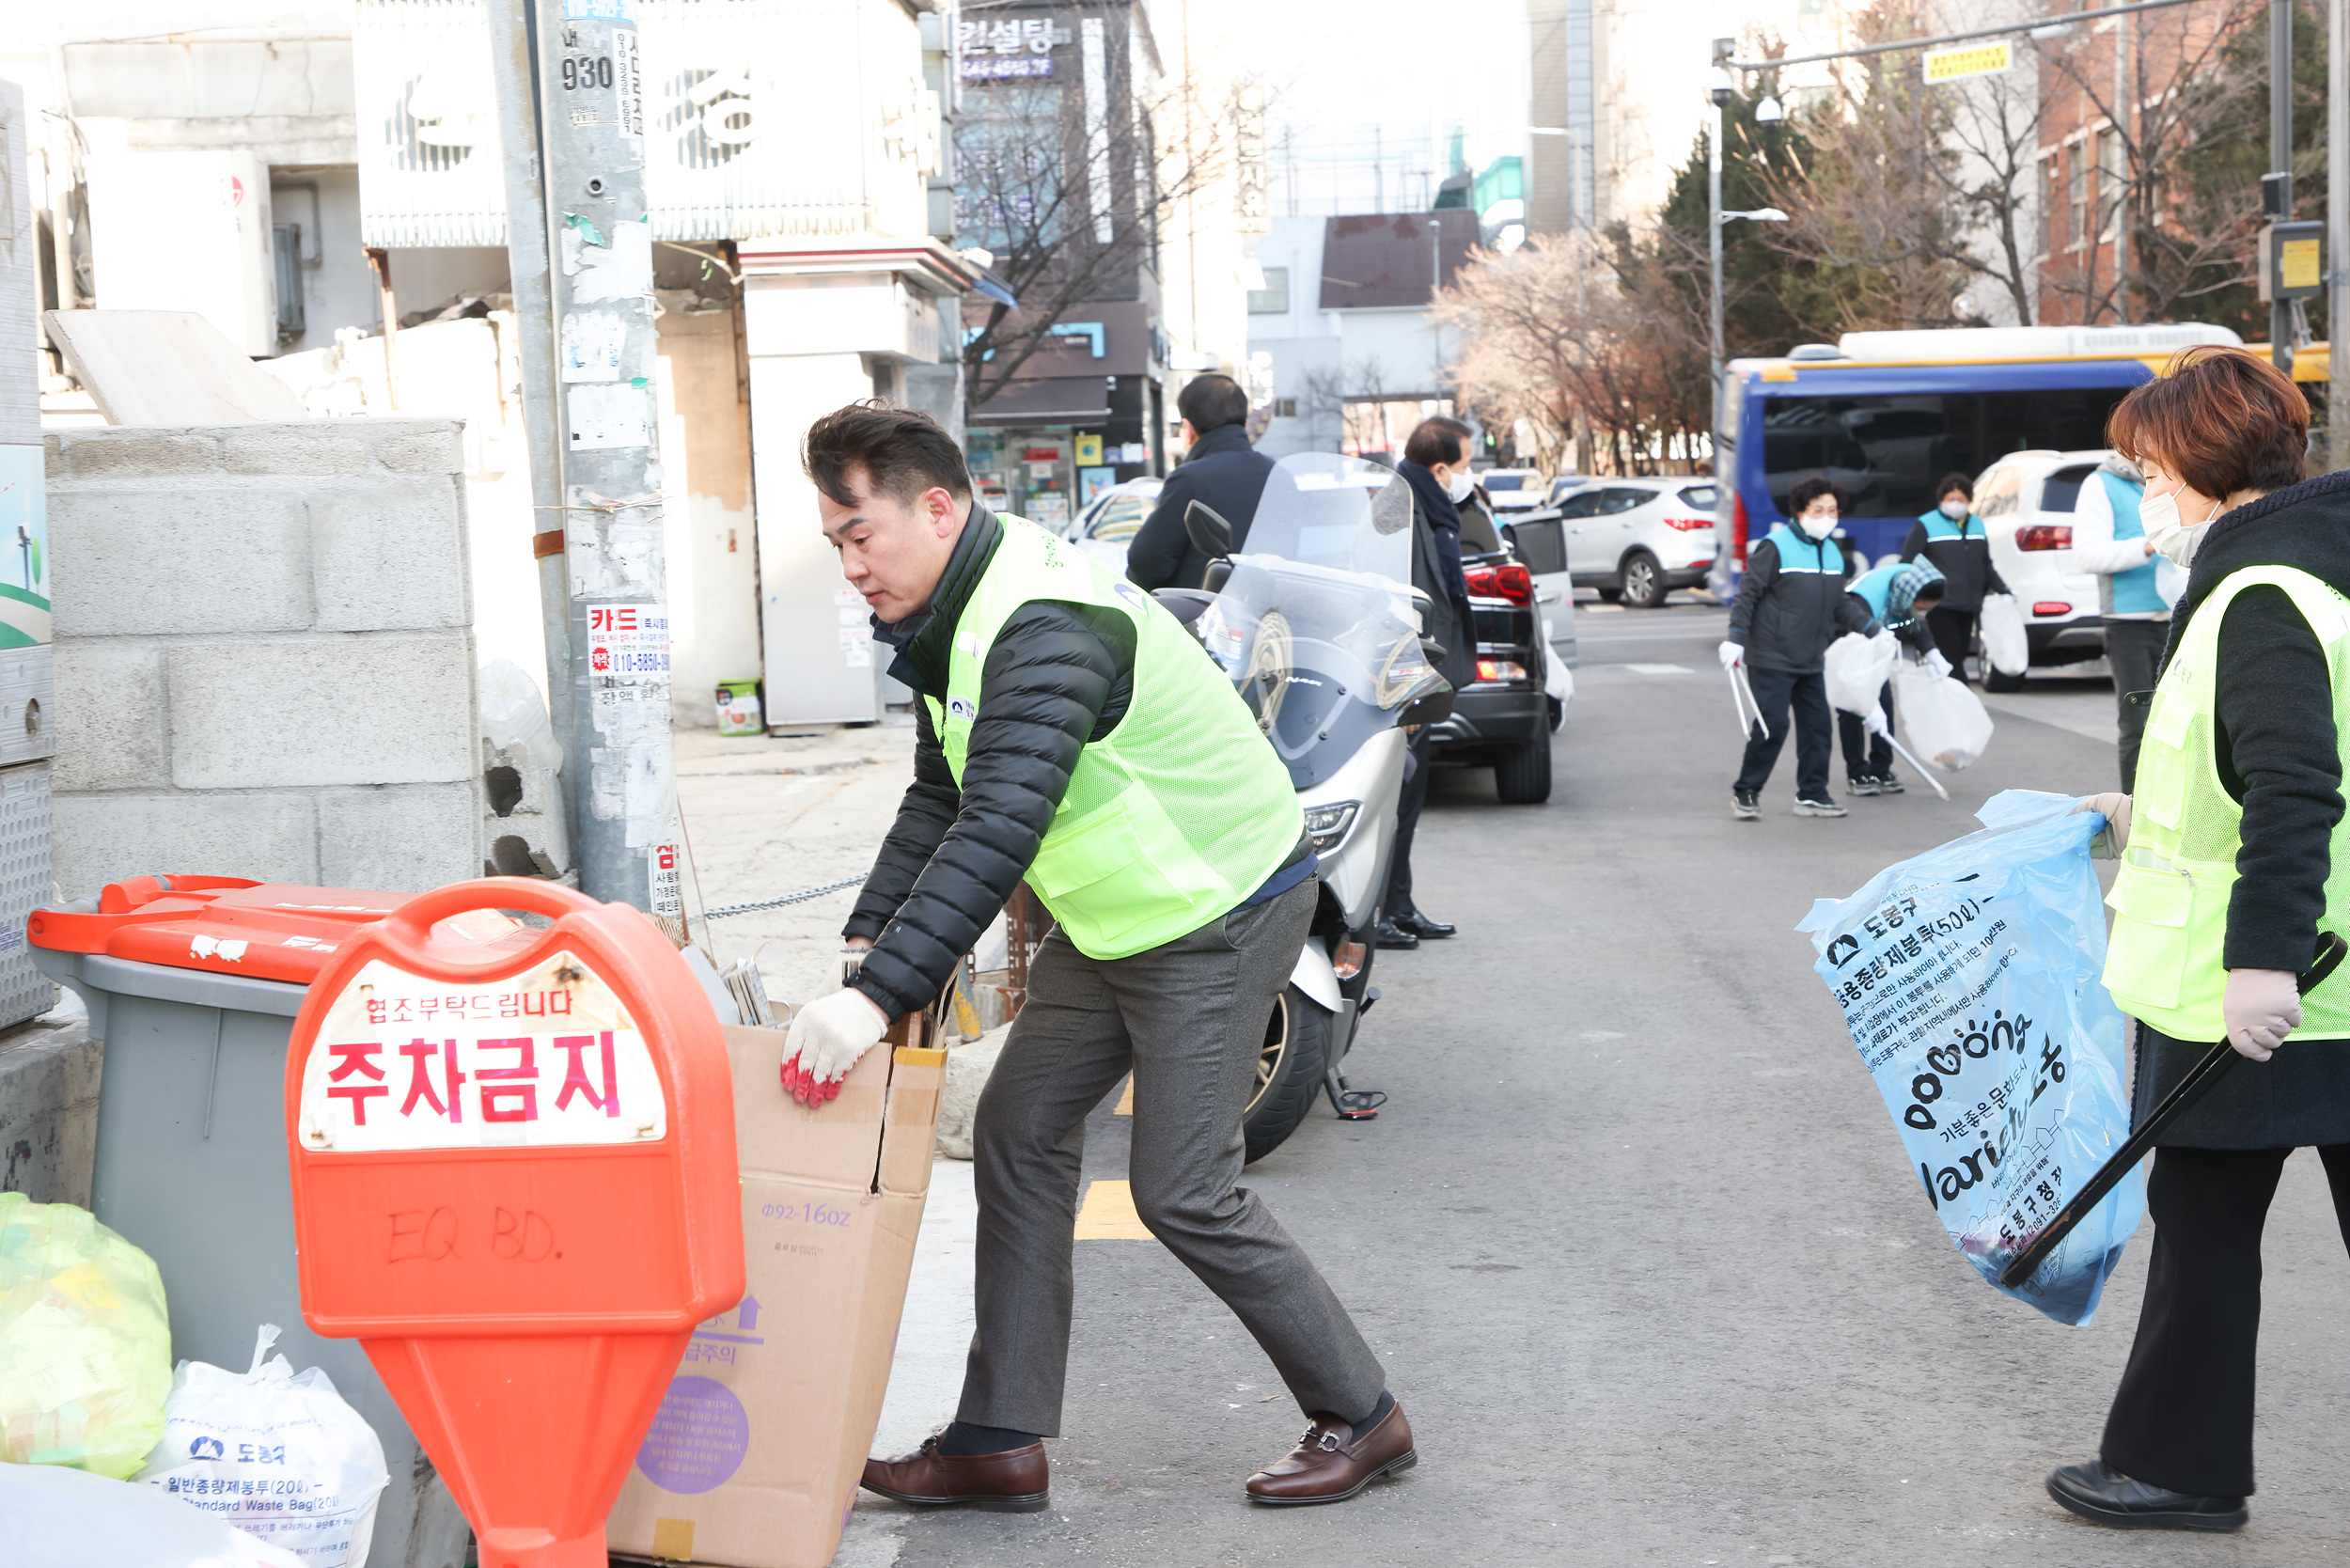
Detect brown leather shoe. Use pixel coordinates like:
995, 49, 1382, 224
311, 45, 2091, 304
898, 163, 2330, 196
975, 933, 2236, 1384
860, 1435, 1049, 1513
1245, 1402, 1416, 1505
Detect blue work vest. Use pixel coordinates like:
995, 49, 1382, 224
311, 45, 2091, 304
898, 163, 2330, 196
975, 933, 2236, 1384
1915, 509, 1981, 543
2100, 472, 2166, 616
1763, 523, 1843, 576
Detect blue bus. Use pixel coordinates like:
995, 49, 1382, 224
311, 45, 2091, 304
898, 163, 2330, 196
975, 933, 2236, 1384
1715, 324, 2244, 572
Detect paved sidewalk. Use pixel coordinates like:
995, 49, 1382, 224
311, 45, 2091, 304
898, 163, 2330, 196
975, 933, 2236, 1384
674, 718, 917, 1011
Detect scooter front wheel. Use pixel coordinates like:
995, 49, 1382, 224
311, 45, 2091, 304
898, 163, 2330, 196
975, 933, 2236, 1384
1243, 985, 1332, 1165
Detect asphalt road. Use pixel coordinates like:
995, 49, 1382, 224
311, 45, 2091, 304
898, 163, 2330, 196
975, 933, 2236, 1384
866, 600, 2350, 1567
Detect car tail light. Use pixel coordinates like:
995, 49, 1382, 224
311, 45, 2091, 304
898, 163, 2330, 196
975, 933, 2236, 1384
1732, 492, 1749, 565
1465, 562, 1533, 604
1664, 516, 1714, 531
1332, 941, 1367, 981
2032, 601, 2073, 617
2015, 524, 2074, 551
1475, 658, 1528, 682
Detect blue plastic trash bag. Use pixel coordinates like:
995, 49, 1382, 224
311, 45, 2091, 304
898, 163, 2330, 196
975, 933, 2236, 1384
1795, 789, 2146, 1325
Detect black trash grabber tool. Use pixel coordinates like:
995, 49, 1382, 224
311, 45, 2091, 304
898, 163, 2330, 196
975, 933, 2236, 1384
1998, 930, 2350, 1290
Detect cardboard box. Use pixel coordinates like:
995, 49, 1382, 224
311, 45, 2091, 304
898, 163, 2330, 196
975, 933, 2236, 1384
608, 1019, 947, 1567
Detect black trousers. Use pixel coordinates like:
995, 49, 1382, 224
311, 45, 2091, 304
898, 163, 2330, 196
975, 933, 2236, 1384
2100, 1143, 2350, 1497
2104, 618, 2168, 792
1836, 681, 1894, 780
1734, 666, 1831, 798
1383, 725, 1433, 917
1924, 606, 1977, 682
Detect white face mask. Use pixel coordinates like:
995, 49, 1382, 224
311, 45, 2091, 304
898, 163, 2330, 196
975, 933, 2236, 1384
2140, 482, 2215, 566
1444, 468, 1476, 504
1799, 512, 1838, 541
1939, 499, 1968, 521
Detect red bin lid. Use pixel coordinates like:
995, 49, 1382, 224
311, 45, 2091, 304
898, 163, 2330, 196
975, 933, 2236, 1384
28, 876, 523, 986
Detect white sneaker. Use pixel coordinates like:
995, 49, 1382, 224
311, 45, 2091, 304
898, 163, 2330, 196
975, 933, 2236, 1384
1793, 795, 1847, 818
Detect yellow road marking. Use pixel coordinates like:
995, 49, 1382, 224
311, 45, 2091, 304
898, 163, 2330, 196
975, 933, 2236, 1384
1073, 1178, 1153, 1239
1114, 1075, 1134, 1115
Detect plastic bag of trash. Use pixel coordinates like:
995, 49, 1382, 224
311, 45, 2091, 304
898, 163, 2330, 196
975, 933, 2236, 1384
0, 1192, 172, 1477
136, 1325, 390, 1568
3, 1457, 306, 1568
1979, 594, 2029, 676
1824, 630, 1897, 714
1893, 659, 1994, 769
1796, 790, 2146, 1325
479, 657, 564, 773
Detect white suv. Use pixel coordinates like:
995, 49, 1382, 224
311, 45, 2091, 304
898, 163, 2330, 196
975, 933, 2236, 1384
1971, 448, 2113, 691
1509, 478, 1719, 609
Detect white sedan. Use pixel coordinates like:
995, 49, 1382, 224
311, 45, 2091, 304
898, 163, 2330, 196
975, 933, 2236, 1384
1064, 478, 1163, 573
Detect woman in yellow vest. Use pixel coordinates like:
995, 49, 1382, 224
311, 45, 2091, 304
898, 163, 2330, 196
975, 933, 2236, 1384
2046, 347, 2350, 1533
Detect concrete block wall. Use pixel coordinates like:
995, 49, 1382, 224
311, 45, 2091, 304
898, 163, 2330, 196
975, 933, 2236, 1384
45, 420, 483, 898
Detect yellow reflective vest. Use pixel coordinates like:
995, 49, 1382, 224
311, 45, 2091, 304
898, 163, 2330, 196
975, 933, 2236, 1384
2104, 565, 2350, 1038
925, 517, 1303, 960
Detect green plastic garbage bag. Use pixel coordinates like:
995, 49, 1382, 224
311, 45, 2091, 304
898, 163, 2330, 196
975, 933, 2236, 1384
0, 1191, 172, 1477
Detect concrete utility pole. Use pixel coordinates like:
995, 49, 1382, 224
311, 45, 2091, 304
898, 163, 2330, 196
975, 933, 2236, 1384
1708, 40, 1731, 393
518, 0, 682, 917
2272, 0, 2295, 373
485, 0, 577, 870
2331, 0, 2349, 464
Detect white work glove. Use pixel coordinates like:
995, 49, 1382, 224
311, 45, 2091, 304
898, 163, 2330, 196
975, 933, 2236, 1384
781, 986, 888, 1105
1862, 708, 1890, 739
1924, 648, 1953, 680
2223, 967, 2303, 1062
1717, 640, 1745, 672
2072, 792, 2132, 859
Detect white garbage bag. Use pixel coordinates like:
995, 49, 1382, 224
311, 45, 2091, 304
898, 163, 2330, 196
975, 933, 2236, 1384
478, 657, 564, 772
2, 1457, 306, 1568
1825, 631, 1897, 715
135, 1326, 390, 1568
1894, 660, 1996, 770
1979, 594, 2029, 677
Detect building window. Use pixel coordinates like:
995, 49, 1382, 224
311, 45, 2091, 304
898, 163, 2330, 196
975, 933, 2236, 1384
2067, 147, 2089, 253
1276, 398, 1297, 418
2099, 129, 2125, 241
2037, 155, 2057, 258
1247, 266, 1289, 314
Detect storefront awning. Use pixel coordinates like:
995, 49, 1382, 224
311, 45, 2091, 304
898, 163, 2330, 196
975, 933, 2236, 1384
966, 375, 1112, 425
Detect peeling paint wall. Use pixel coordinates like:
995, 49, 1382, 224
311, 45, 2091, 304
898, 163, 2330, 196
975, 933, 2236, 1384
655, 304, 760, 729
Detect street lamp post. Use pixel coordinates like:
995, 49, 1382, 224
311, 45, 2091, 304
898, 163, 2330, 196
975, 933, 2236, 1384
1708, 56, 1731, 393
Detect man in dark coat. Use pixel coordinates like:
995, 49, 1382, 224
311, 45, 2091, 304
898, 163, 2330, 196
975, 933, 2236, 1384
1125, 374, 1275, 590
1378, 416, 1481, 950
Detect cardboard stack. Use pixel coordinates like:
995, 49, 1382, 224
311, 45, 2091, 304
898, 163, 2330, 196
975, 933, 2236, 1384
609, 1019, 947, 1567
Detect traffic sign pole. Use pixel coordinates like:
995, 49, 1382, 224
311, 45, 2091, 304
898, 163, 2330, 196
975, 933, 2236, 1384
522, 0, 682, 917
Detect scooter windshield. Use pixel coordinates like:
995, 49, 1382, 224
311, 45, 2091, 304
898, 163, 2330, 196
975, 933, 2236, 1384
1240, 453, 1415, 582
1198, 561, 1445, 790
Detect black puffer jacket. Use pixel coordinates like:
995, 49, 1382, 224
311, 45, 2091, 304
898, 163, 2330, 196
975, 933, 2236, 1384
1728, 533, 1871, 673
2132, 469, 2350, 1149
1898, 512, 2010, 612
843, 508, 1135, 1020
1125, 422, 1276, 590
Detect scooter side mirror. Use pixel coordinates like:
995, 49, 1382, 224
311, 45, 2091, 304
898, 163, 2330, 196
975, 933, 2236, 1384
1184, 500, 1235, 557
1401, 689, 1455, 727
1371, 476, 1415, 536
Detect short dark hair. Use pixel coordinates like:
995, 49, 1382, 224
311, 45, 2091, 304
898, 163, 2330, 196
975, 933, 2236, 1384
1177, 374, 1249, 433
1403, 416, 1474, 468
1935, 472, 1974, 503
2107, 345, 2309, 498
802, 400, 972, 510
1786, 476, 1849, 514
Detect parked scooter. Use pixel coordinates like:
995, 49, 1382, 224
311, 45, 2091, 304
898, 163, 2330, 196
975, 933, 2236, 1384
1151, 453, 1451, 1161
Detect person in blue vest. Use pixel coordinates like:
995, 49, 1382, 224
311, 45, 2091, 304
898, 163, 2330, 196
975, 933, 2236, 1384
1835, 558, 1946, 795
1900, 472, 2012, 681
2068, 454, 2164, 789
1720, 476, 1873, 819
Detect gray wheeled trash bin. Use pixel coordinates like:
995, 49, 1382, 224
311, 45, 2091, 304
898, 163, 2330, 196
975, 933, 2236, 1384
30, 876, 471, 1568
